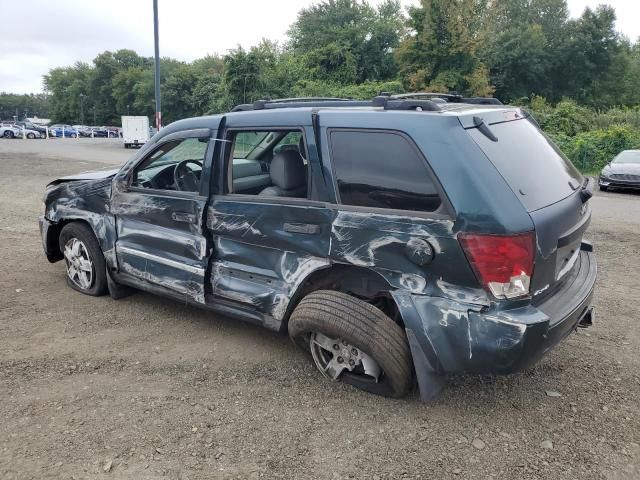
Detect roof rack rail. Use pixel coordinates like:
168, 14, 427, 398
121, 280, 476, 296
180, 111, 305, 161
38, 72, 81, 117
230, 92, 502, 112
378, 91, 502, 105
232, 97, 356, 112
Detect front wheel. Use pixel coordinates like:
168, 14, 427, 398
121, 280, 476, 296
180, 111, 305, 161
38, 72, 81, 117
289, 290, 413, 398
4, 130, 14, 138
59, 223, 108, 296
27, 132, 35, 139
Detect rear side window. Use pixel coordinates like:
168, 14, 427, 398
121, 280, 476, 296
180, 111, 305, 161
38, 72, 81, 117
329, 130, 441, 212
468, 117, 583, 212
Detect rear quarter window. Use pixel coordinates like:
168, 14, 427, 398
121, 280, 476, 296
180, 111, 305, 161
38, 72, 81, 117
468, 117, 582, 212
329, 129, 441, 212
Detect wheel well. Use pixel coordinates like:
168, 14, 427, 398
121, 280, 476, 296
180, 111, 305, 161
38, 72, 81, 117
283, 264, 403, 330
46, 218, 95, 262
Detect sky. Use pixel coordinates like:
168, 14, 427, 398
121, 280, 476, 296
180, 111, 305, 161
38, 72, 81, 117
0, 0, 638, 95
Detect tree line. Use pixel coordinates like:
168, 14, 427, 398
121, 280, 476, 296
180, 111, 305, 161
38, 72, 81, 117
2, 0, 640, 127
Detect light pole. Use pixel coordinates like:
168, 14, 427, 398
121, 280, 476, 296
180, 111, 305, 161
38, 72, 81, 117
153, 0, 162, 130
79, 94, 85, 125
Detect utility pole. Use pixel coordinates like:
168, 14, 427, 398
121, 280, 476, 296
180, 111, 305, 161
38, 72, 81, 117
153, 0, 162, 131
79, 94, 85, 125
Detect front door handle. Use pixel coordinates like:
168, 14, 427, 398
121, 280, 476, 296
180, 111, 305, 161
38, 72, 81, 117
171, 211, 196, 223
283, 222, 321, 235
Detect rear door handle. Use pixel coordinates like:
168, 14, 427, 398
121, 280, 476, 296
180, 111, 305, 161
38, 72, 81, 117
283, 222, 321, 235
171, 211, 196, 223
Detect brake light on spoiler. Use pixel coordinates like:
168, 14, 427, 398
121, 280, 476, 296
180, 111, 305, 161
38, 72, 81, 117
459, 232, 535, 299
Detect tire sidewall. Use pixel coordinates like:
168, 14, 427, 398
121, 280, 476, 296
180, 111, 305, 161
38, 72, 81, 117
59, 223, 107, 296
289, 291, 412, 398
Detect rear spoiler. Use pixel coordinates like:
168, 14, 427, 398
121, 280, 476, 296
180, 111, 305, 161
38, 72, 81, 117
580, 177, 594, 203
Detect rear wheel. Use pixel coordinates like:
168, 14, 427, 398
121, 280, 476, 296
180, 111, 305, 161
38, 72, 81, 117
289, 290, 413, 398
27, 132, 35, 139
4, 130, 14, 138
59, 223, 107, 296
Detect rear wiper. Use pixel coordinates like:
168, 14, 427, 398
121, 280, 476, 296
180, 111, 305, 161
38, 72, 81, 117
472, 116, 498, 142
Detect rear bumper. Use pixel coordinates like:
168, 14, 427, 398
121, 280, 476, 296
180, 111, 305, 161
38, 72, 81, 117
395, 243, 597, 400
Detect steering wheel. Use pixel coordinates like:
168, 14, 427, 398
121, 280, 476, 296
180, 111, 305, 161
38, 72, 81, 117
174, 159, 202, 192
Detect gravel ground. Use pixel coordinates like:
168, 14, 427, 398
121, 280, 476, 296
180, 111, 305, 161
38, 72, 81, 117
0, 138, 638, 480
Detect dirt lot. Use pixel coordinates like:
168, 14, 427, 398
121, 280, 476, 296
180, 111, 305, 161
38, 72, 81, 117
0, 138, 639, 480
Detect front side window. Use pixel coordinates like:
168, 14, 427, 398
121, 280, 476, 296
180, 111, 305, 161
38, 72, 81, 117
329, 130, 441, 212
132, 137, 208, 192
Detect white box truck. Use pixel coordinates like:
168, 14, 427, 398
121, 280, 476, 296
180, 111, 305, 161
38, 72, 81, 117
121, 116, 150, 149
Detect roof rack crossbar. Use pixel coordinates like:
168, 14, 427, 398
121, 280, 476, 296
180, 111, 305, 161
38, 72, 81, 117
391, 92, 462, 100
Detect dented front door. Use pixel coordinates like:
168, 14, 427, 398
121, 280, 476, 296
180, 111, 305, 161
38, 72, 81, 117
111, 131, 213, 303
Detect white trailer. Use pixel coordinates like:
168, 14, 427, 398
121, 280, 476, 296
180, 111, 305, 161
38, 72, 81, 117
121, 116, 150, 149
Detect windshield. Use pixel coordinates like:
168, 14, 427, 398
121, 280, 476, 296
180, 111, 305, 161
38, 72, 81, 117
612, 150, 640, 164
232, 132, 270, 159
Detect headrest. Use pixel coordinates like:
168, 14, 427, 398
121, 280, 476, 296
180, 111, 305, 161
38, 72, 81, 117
270, 150, 306, 190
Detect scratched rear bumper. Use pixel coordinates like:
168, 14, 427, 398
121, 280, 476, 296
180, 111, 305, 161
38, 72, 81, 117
395, 246, 596, 399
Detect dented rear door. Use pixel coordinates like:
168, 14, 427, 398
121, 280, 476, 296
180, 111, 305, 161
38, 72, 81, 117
206, 118, 334, 329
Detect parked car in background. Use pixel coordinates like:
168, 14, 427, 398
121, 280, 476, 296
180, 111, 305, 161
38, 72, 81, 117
0, 125, 21, 138
39, 93, 597, 401
14, 121, 47, 136
81, 127, 109, 137
599, 150, 640, 191
19, 127, 45, 139
49, 125, 79, 138
105, 126, 122, 137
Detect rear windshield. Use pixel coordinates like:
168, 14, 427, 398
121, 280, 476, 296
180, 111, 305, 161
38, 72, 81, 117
468, 117, 582, 212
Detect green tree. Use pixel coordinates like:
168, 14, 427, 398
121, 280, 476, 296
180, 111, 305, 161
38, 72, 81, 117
396, 0, 493, 95
0, 93, 50, 120
289, 0, 405, 83
483, 0, 570, 100
554, 5, 620, 105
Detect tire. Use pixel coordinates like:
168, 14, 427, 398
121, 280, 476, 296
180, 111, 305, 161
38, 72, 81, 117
4, 130, 14, 138
289, 290, 413, 398
69, 133, 77, 138
59, 222, 108, 296
27, 133, 35, 139
124, 143, 130, 149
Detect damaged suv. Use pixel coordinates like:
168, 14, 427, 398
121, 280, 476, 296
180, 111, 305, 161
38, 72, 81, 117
39, 94, 597, 400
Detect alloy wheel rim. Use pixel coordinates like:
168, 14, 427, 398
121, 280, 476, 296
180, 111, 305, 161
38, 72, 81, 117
309, 332, 381, 382
63, 238, 93, 289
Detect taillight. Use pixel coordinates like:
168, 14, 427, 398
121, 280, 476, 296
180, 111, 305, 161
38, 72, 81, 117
458, 232, 535, 299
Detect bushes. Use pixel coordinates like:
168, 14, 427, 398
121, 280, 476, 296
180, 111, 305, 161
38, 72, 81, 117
291, 80, 404, 100
549, 126, 640, 172
525, 97, 640, 172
